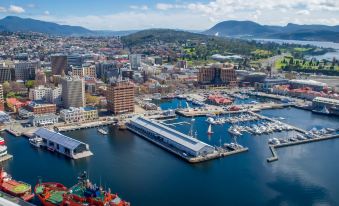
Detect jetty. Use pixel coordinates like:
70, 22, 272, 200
127, 116, 247, 163
267, 134, 339, 162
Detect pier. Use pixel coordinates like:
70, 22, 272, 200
127, 116, 248, 163
267, 134, 339, 162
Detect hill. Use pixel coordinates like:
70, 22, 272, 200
0, 16, 137, 36
205, 20, 339, 42
0, 16, 95, 36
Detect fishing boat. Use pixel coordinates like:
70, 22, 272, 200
63, 172, 130, 206
207, 124, 213, 135
0, 168, 34, 201
0, 137, 5, 146
29, 137, 44, 148
35, 182, 68, 206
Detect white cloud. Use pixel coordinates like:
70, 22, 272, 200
130, 5, 149, 11
29, 0, 339, 30
156, 3, 185, 10
44, 10, 50, 15
296, 10, 310, 15
0, 7, 7, 13
27, 4, 35, 8
8, 5, 25, 14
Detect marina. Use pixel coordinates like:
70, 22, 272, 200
0, 96, 339, 205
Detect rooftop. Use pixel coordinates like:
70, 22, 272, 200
130, 117, 213, 152
35, 128, 87, 150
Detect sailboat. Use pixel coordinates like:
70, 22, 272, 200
207, 124, 213, 135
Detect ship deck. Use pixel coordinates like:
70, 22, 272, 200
35, 185, 65, 204
2, 180, 30, 194
70, 184, 105, 201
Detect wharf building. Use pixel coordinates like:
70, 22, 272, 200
61, 76, 85, 108
60, 107, 98, 124
29, 114, 59, 127
34, 128, 93, 159
14, 61, 39, 81
106, 80, 135, 115
29, 85, 62, 105
198, 64, 237, 87
312, 97, 339, 116
51, 54, 67, 75
127, 116, 215, 158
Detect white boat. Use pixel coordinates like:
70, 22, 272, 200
0, 145, 7, 157
312, 106, 330, 115
207, 124, 213, 135
206, 117, 216, 124
29, 137, 44, 148
98, 128, 109, 135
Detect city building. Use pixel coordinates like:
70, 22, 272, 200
60, 107, 98, 123
71, 65, 96, 78
0, 111, 10, 123
106, 80, 135, 115
61, 76, 85, 108
198, 64, 237, 86
30, 114, 59, 127
14, 61, 39, 81
51, 54, 67, 75
67, 54, 83, 69
19, 102, 57, 118
289, 79, 328, 92
255, 78, 289, 92
29, 85, 62, 105
6, 98, 29, 113
129, 54, 141, 70
0, 63, 12, 83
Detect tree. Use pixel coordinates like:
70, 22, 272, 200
85, 93, 100, 105
25, 80, 35, 89
2, 81, 11, 96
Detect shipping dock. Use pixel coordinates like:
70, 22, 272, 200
127, 116, 247, 163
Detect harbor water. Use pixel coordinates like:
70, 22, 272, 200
2, 99, 339, 205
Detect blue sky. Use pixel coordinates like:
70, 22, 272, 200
0, 0, 338, 30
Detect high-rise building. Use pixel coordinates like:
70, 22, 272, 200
67, 54, 83, 69
129, 54, 141, 70
106, 80, 135, 115
0, 84, 4, 111
61, 76, 85, 108
14, 61, 39, 81
51, 54, 67, 75
198, 64, 237, 86
96, 62, 119, 82
0, 63, 13, 83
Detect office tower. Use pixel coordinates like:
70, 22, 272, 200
14, 61, 39, 81
129, 54, 141, 70
51, 54, 67, 75
61, 76, 85, 108
106, 80, 135, 115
